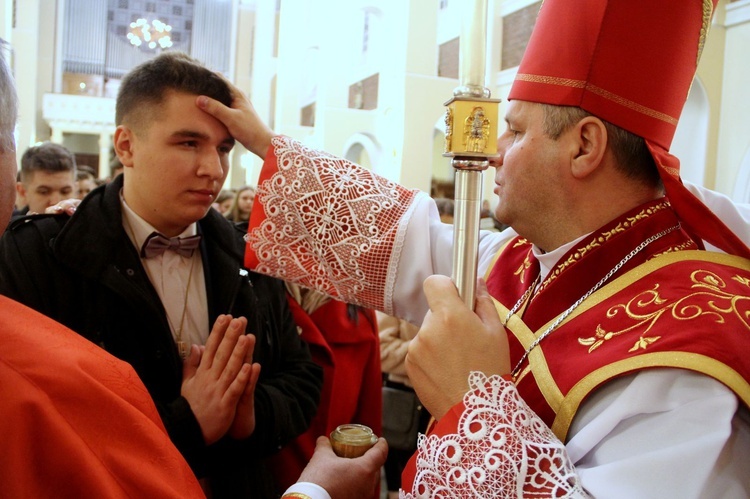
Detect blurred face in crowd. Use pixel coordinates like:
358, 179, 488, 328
218, 196, 233, 214
16, 169, 76, 214
76, 177, 97, 199
116, 90, 234, 237
237, 187, 255, 218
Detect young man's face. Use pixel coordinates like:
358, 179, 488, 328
16, 169, 76, 214
116, 90, 234, 237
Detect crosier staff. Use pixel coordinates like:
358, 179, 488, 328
444, 0, 499, 307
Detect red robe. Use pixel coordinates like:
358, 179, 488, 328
0, 296, 204, 498
268, 296, 382, 497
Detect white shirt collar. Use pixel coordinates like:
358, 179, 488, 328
119, 190, 197, 252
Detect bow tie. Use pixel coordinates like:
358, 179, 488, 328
141, 232, 202, 259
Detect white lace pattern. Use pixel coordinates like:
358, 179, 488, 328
401, 372, 588, 499
247, 136, 418, 311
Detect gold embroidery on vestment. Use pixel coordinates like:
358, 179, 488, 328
552, 352, 750, 441
514, 251, 533, 284
578, 269, 750, 354
654, 240, 697, 258
491, 250, 750, 441
538, 201, 670, 292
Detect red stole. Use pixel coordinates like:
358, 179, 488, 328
486, 198, 750, 438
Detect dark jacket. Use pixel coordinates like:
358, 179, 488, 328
8, 205, 27, 225
0, 176, 322, 498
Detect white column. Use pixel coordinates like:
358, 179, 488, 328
51, 126, 63, 144
13, 0, 41, 149
0, 0, 12, 41
247, 0, 277, 185
98, 132, 112, 180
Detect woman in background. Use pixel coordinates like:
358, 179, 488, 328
225, 185, 255, 222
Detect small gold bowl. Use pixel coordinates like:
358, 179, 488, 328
329, 424, 378, 458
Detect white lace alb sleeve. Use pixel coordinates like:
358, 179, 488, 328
402, 372, 588, 498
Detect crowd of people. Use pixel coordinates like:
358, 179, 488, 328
1, 0, 749, 498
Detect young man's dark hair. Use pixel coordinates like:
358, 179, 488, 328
19, 142, 76, 183
115, 52, 232, 128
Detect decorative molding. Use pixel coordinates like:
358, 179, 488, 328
42, 93, 116, 135
725, 0, 750, 27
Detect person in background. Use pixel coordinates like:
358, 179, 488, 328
213, 188, 235, 215
377, 312, 422, 499
225, 184, 255, 223
108, 155, 124, 181
269, 283, 383, 498
433, 197, 454, 224
197, 0, 750, 496
0, 37, 206, 499
13, 141, 75, 219
0, 51, 322, 498
75, 169, 97, 199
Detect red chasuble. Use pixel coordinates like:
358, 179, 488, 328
486, 198, 750, 438
0, 296, 204, 498
400, 200, 750, 496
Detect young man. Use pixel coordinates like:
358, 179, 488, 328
0, 52, 322, 498
199, 0, 750, 496
75, 166, 97, 199
14, 141, 76, 218
0, 40, 206, 499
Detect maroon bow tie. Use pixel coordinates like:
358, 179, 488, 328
141, 232, 202, 259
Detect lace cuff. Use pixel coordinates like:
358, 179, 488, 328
246, 136, 419, 312
402, 372, 588, 498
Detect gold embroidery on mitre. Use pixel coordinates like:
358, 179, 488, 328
578, 269, 750, 354
515, 74, 678, 126
586, 84, 679, 126
539, 201, 670, 292
514, 74, 587, 89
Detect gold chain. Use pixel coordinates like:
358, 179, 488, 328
508, 223, 681, 378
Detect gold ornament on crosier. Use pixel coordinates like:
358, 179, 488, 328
443, 97, 500, 157
444, 107, 453, 152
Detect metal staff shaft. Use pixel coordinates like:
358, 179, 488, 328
452, 167, 484, 307
444, 0, 497, 308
